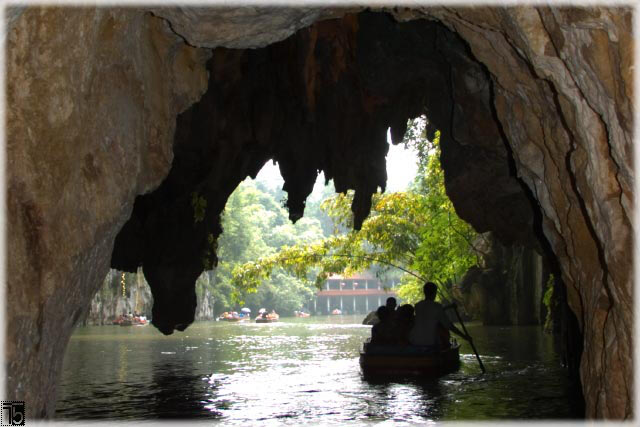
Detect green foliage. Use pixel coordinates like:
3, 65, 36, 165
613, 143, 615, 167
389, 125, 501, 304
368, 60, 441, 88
232, 117, 479, 305
305, 182, 340, 236
200, 180, 326, 316
395, 274, 424, 303
399, 125, 478, 301
543, 274, 555, 332
202, 233, 217, 270
243, 270, 317, 315
191, 191, 207, 223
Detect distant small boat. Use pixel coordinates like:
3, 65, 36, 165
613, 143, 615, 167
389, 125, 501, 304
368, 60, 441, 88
115, 316, 148, 327
217, 311, 251, 322
256, 312, 279, 323
218, 316, 250, 322
294, 311, 310, 318
331, 309, 342, 315
359, 342, 461, 378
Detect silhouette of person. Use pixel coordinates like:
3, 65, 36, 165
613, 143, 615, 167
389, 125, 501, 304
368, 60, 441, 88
385, 296, 398, 325
394, 304, 415, 345
385, 297, 397, 313
409, 282, 471, 349
370, 306, 395, 345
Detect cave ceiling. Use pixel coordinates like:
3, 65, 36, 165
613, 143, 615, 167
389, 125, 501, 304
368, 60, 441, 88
111, 11, 535, 335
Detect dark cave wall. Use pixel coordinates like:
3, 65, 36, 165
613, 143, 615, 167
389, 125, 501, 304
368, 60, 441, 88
5, 8, 211, 416
458, 234, 549, 326
420, 8, 633, 418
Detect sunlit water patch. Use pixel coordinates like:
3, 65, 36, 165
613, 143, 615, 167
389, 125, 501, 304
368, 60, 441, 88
56, 316, 580, 421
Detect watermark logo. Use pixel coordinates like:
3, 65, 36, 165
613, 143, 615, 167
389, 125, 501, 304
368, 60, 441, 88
1, 401, 25, 426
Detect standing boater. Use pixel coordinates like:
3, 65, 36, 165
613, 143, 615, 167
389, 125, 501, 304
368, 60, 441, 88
409, 282, 471, 349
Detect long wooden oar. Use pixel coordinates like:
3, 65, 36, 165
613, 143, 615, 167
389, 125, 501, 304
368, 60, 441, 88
447, 303, 486, 373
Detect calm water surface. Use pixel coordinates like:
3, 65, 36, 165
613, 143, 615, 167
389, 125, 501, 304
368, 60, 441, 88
56, 315, 579, 422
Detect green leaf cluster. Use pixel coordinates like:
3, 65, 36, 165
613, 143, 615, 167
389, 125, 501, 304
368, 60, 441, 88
232, 117, 480, 305
191, 191, 207, 223
199, 180, 327, 316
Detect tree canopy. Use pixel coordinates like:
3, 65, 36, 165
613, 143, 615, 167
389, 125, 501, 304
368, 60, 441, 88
100, 120, 479, 319
231, 118, 479, 305
193, 179, 328, 315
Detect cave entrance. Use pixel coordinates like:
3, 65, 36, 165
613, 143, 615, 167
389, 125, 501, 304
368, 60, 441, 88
188, 131, 419, 320
62, 115, 582, 420
111, 10, 542, 335
58, 9, 587, 421
8, 3, 632, 421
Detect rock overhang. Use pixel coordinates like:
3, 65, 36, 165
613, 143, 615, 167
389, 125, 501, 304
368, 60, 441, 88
5, 5, 633, 419
111, 10, 535, 337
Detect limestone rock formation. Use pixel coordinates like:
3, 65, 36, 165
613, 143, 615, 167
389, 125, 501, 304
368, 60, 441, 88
83, 270, 153, 326
83, 269, 215, 325
419, 7, 634, 418
457, 233, 548, 326
112, 12, 534, 337
6, 7, 210, 417
150, 7, 350, 49
5, 5, 633, 421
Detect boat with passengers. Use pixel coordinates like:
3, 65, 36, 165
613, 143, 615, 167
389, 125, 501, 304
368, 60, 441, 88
114, 314, 149, 327
256, 310, 279, 323
217, 311, 251, 322
294, 310, 310, 318
359, 339, 461, 378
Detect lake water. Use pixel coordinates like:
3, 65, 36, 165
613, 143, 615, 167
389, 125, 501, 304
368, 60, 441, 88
55, 315, 581, 422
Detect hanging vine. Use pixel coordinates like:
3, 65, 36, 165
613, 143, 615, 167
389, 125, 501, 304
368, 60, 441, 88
121, 272, 126, 298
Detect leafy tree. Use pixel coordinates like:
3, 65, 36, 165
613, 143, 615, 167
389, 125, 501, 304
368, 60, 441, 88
243, 270, 317, 314
91, 178, 330, 321
201, 179, 325, 316
304, 180, 340, 237
232, 117, 479, 304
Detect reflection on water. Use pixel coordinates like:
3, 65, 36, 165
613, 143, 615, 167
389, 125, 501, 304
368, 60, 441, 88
56, 316, 580, 422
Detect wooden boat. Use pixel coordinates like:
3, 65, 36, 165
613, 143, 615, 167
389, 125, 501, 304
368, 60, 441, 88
359, 342, 461, 378
217, 311, 251, 322
256, 312, 279, 323
218, 316, 250, 322
114, 315, 148, 326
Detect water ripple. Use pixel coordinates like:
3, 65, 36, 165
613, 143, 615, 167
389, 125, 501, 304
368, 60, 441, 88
56, 317, 579, 421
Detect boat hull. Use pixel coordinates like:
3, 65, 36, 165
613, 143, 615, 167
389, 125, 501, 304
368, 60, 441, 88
359, 344, 460, 378
219, 317, 250, 322
255, 318, 278, 323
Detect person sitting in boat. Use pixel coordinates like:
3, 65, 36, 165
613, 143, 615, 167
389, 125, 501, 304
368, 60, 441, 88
409, 282, 471, 350
395, 304, 415, 345
370, 306, 395, 345
385, 297, 397, 315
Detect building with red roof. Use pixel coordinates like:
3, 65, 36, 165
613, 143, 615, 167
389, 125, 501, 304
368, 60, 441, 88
309, 272, 399, 314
